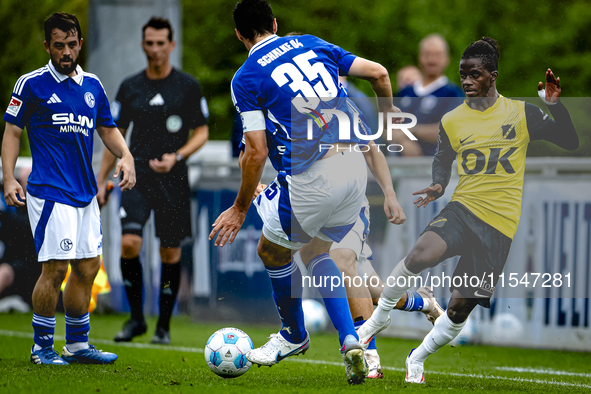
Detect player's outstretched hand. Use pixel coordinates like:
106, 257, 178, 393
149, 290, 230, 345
209, 206, 247, 247
3, 178, 25, 207
413, 183, 443, 208
149, 153, 177, 173
115, 153, 136, 191
384, 192, 406, 225
538, 68, 561, 103
253, 183, 268, 199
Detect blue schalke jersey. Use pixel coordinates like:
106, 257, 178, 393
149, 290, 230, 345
232, 34, 370, 175
3, 61, 116, 207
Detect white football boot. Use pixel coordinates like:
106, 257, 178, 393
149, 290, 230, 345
417, 286, 445, 325
246, 331, 310, 366
405, 348, 425, 384
340, 335, 368, 385
364, 349, 383, 379
357, 315, 391, 350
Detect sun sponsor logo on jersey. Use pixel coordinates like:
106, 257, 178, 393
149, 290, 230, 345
257, 39, 304, 67
52, 113, 94, 137
6, 96, 23, 117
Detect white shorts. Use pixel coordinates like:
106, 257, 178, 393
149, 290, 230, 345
330, 196, 373, 265
27, 193, 103, 262
254, 149, 367, 250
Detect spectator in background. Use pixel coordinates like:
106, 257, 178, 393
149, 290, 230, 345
396, 65, 421, 90
395, 34, 464, 156
0, 166, 39, 311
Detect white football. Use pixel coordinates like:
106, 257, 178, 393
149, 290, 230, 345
204, 327, 254, 378
302, 299, 329, 333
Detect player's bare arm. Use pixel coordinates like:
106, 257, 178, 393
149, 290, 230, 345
238, 151, 268, 199
209, 129, 267, 247
348, 56, 421, 158
149, 124, 209, 173
362, 140, 405, 224
414, 123, 454, 208
97, 125, 136, 191
97, 127, 128, 205
1, 123, 25, 207
347, 57, 402, 117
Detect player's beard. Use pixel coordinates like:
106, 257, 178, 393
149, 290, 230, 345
52, 56, 79, 76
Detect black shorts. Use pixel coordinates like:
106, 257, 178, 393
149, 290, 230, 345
421, 201, 512, 308
120, 169, 191, 248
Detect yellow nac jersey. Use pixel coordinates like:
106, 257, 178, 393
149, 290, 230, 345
433, 95, 577, 239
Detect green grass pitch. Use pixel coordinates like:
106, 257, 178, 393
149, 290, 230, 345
0, 312, 590, 393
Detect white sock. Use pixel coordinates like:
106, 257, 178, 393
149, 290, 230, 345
372, 259, 418, 325
410, 312, 466, 364
365, 348, 378, 356
66, 342, 89, 352
33, 344, 44, 352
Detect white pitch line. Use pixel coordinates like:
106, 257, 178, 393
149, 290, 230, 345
495, 366, 591, 379
284, 358, 591, 389
0, 329, 203, 353
1, 329, 589, 389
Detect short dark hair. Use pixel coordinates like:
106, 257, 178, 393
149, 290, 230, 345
461, 37, 500, 72
44, 12, 82, 44
233, 0, 274, 41
142, 17, 174, 42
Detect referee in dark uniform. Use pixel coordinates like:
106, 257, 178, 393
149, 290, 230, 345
97, 17, 208, 344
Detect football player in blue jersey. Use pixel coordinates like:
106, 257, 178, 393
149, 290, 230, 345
209, 0, 406, 384
2, 12, 135, 365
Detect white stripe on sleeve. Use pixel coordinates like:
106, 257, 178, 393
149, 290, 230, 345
240, 110, 266, 132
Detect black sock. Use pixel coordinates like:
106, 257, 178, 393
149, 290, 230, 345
157, 262, 181, 331
121, 256, 144, 322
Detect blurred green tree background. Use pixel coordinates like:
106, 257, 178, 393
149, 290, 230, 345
1, 0, 589, 156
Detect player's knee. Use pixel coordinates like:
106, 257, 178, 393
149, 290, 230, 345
446, 299, 475, 324
121, 235, 142, 258
41, 262, 69, 288
160, 247, 181, 264
257, 237, 291, 267
70, 257, 100, 282
406, 243, 439, 271
330, 249, 357, 276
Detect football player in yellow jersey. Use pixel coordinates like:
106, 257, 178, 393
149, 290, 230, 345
358, 37, 579, 384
